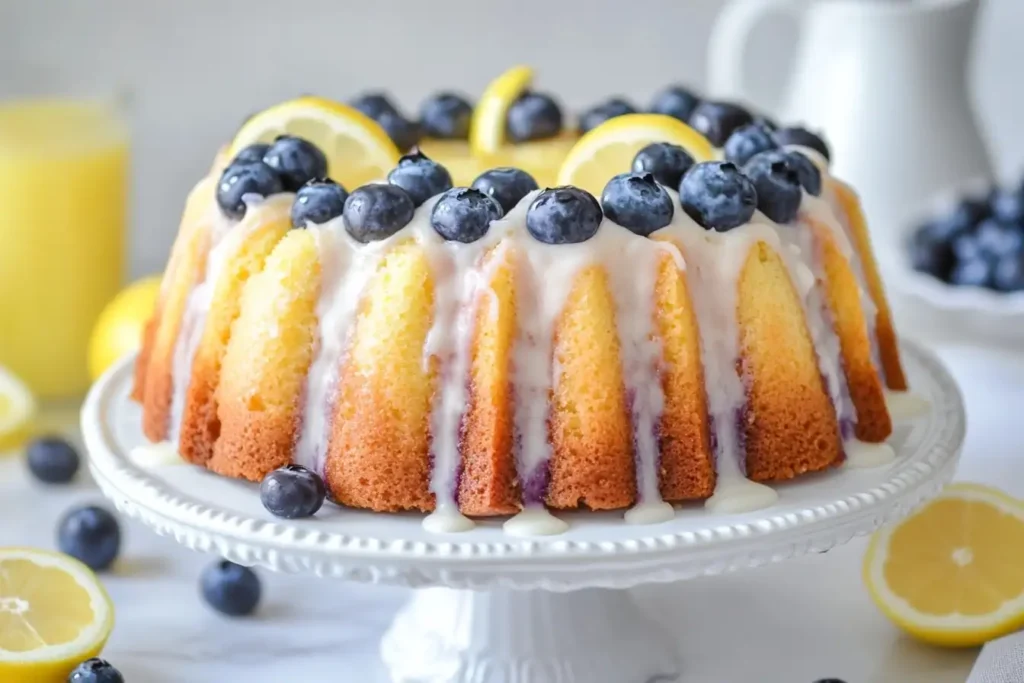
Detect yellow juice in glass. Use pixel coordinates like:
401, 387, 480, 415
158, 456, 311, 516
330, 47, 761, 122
0, 99, 129, 398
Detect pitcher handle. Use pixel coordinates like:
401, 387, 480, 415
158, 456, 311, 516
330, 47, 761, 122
707, 0, 807, 113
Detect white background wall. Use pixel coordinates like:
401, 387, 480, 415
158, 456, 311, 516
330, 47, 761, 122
2, 0, 1022, 278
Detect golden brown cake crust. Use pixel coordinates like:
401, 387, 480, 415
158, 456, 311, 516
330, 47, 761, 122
738, 242, 843, 481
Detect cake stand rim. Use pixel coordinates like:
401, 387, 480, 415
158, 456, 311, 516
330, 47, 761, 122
83, 341, 964, 591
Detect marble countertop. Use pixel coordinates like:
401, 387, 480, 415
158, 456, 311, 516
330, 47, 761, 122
2, 342, 1021, 683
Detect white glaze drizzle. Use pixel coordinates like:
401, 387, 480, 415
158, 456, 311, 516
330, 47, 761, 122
502, 507, 569, 537
884, 389, 931, 420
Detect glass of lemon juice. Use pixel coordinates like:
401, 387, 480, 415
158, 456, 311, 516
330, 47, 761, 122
0, 95, 130, 398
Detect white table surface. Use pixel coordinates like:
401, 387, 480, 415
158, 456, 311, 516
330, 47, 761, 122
1, 341, 1021, 683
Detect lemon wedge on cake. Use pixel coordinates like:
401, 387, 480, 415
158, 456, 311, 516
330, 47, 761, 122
231, 96, 401, 190
0, 548, 115, 683
0, 366, 35, 451
556, 113, 715, 197
864, 483, 1024, 647
469, 65, 534, 157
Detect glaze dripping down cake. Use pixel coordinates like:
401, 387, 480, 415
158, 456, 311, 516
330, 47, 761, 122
132, 84, 914, 535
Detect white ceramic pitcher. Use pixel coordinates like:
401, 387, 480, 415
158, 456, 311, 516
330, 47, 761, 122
707, 0, 993, 242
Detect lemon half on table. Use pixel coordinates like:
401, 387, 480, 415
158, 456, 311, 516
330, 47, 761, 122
0, 366, 35, 451
230, 96, 402, 190
0, 548, 115, 683
864, 483, 1024, 647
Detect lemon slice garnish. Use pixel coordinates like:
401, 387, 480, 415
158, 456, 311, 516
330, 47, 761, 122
0, 367, 35, 450
864, 483, 1024, 647
0, 548, 115, 683
230, 96, 401, 190
556, 113, 714, 197
469, 65, 534, 157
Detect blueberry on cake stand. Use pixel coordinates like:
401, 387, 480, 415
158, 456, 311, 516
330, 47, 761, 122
82, 341, 964, 683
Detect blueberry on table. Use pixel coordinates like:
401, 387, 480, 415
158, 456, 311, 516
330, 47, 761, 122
506, 91, 563, 143
688, 101, 754, 148
784, 150, 823, 196
343, 184, 416, 243
578, 98, 636, 134
431, 187, 503, 243
601, 172, 674, 236
471, 167, 539, 214
387, 150, 453, 207
526, 187, 604, 244
57, 505, 121, 571
723, 122, 778, 167
679, 161, 757, 232
262, 135, 329, 192
231, 142, 271, 166
216, 162, 285, 219
260, 464, 327, 518
743, 150, 804, 224
648, 85, 701, 123
291, 179, 348, 228
419, 92, 473, 140
26, 435, 80, 484
631, 142, 695, 191
772, 126, 832, 162
201, 560, 262, 617
68, 657, 125, 683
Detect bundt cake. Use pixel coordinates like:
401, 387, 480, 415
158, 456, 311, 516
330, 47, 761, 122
132, 83, 916, 536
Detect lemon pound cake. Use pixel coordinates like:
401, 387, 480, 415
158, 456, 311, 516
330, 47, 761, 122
133, 93, 919, 536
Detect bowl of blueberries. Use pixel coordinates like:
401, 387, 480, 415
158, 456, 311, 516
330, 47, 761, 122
893, 174, 1024, 346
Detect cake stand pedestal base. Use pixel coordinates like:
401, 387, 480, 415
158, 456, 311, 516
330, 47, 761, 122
381, 587, 679, 683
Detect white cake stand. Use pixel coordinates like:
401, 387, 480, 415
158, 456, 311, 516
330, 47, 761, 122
82, 342, 964, 683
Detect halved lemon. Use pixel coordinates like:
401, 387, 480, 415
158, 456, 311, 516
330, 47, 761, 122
88, 275, 162, 382
556, 113, 715, 197
864, 483, 1024, 647
230, 96, 401, 190
0, 548, 115, 683
0, 366, 35, 451
469, 65, 533, 157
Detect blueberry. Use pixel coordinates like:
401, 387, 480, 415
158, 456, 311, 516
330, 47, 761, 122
526, 187, 603, 244
601, 173, 674, 236
375, 110, 423, 151
232, 143, 271, 166
812, 679, 847, 683
679, 161, 757, 232
909, 224, 955, 280
216, 162, 285, 219
387, 150, 453, 207
994, 252, 1024, 292
688, 101, 754, 148
947, 196, 991, 231
201, 560, 262, 617
631, 142, 695, 190
772, 126, 831, 162
753, 114, 779, 131
26, 436, 80, 484
989, 188, 1024, 224
260, 464, 326, 518
579, 98, 636, 134
419, 92, 473, 140
952, 232, 985, 263
57, 505, 121, 571
68, 658, 125, 683
743, 150, 804, 224
471, 167, 539, 214
343, 184, 416, 243
291, 179, 348, 228
431, 187, 503, 243
262, 135, 328, 192
723, 123, 779, 167
949, 254, 995, 288
506, 92, 563, 143
974, 219, 1024, 258
648, 85, 701, 123
785, 150, 823, 196
350, 92, 400, 120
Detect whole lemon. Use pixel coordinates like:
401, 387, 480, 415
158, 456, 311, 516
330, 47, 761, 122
88, 275, 161, 381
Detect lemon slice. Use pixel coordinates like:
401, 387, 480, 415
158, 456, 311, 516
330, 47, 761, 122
0, 366, 35, 450
864, 483, 1024, 647
556, 113, 715, 197
0, 548, 115, 683
88, 275, 162, 382
230, 96, 401, 190
469, 65, 533, 157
